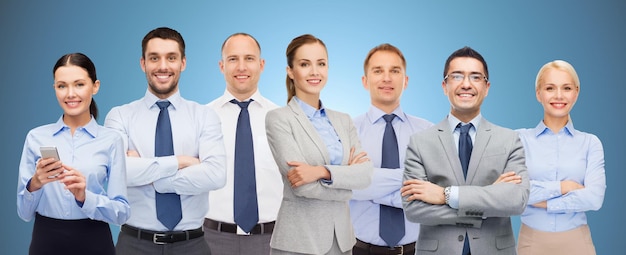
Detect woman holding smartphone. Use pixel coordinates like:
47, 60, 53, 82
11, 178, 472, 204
265, 34, 373, 255
17, 53, 130, 255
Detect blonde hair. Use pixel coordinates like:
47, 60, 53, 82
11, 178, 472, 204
535, 60, 580, 91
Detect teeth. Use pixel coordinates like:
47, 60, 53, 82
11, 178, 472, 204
552, 103, 565, 107
236, 75, 248, 79
459, 94, 473, 98
67, 102, 79, 106
156, 75, 169, 79
308, 79, 321, 84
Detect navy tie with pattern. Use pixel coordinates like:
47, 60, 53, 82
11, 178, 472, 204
155, 101, 182, 230
379, 114, 405, 247
458, 122, 473, 255
231, 99, 259, 233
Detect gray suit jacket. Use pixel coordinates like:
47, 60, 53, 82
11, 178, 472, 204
403, 118, 529, 255
266, 99, 373, 254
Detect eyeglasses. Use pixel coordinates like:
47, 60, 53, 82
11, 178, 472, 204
444, 73, 488, 84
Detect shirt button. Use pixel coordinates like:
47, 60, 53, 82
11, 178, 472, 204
458, 235, 464, 242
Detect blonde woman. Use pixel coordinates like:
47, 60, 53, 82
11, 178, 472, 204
517, 60, 606, 255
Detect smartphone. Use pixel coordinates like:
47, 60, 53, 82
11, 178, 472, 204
40, 146, 61, 178
40, 146, 60, 161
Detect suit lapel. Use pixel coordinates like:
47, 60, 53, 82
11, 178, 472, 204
288, 99, 330, 164
435, 120, 466, 184
466, 118, 492, 183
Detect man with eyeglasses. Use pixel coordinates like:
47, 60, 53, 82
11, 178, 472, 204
400, 46, 529, 255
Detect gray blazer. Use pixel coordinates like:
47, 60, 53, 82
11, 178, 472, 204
265, 99, 373, 254
403, 118, 529, 255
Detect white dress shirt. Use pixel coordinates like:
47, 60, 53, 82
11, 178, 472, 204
104, 90, 226, 232
206, 89, 282, 234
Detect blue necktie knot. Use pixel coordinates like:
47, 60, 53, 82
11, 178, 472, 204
230, 99, 253, 109
156, 101, 171, 110
459, 122, 472, 135
383, 114, 396, 124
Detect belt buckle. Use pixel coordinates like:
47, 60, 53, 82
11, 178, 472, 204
153, 233, 168, 245
395, 245, 404, 255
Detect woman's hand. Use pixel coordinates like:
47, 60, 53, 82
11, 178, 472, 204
286, 161, 330, 187
28, 158, 65, 192
348, 147, 369, 165
58, 164, 87, 203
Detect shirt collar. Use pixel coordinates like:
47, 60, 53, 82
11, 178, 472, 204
447, 113, 482, 132
52, 115, 98, 138
217, 89, 267, 108
141, 89, 182, 110
534, 119, 575, 137
366, 105, 406, 124
294, 96, 326, 118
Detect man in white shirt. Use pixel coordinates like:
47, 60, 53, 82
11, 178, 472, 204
204, 33, 282, 255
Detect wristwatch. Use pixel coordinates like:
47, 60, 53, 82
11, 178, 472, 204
444, 186, 451, 205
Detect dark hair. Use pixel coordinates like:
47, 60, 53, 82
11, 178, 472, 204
285, 34, 327, 102
443, 46, 489, 80
142, 27, 185, 58
221, 32, 261, 54
53, 53, 99, 119
363, 43, 406, 75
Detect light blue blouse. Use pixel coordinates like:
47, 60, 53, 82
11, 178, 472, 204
517, 121, 606, 232
17, 117, 130, 225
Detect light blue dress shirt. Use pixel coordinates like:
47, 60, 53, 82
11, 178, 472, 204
17, 117, 130, 225
517, 121, 606, 232
446, 114, 481, 209
350, 106, 433, 246
104, 90, 227, 231
295, 97, 343, 165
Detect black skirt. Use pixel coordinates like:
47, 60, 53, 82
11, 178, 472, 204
30, 213, 115, 255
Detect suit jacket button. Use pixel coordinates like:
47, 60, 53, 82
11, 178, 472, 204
458, 235, 464, 241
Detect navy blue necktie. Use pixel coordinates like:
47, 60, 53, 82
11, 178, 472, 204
231, 99, 259, 233
379, 114, 405, 247
458, 122, 473, 255
154, 101, 182, 230
458, 123, 473, 179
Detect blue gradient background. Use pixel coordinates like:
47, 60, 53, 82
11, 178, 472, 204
1, 1, 624, 254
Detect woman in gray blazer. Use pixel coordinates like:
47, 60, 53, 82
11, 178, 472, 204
265, 34, 373, 255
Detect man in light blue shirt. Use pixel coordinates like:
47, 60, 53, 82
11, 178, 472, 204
105, 27, 226, 255
350, 43, 433, 255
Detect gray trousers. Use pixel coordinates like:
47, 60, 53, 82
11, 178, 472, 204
203, 227, 272, 255
116, 230, 211, 255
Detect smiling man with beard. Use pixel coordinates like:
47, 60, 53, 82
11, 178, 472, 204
105, 27, 226, 255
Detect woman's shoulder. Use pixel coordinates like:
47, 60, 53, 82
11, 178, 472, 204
27, 123, 58, 137
267, 105, 292, 117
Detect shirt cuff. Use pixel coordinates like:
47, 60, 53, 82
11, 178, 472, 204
449, 186, 460, 209
320, 166, 333, 185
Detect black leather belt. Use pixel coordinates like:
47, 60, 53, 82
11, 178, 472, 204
354, 239, 415, 255
121, 224, 204, 244
204, 218, 274, 235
